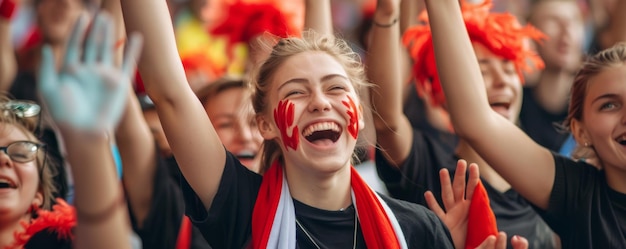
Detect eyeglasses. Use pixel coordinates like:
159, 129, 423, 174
0, 141, 45, 163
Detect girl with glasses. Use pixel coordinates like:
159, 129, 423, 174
1, 12, 141, 249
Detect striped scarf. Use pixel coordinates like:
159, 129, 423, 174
251, 161, 408, 249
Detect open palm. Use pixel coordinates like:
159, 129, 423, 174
38, 13, 142, 132
425, 160, 479, 249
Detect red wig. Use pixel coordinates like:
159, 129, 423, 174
402, 0, 546, 106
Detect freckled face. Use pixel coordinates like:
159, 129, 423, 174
265, 51, 364, 173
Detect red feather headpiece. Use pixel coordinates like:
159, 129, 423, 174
402, 0, 546, 106
5, 199, 76, 249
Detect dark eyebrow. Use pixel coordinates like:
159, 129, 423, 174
277, 74, 349, 92
592, 93, 620, 105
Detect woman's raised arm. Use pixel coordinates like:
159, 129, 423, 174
121, 0, 226, 209
0, 0, 18, 91
425, 0, 555, 209
304, 0, 332, 35
368, 0, 414, 166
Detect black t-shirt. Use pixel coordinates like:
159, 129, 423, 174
181, 152, 454, 249
519, 87, 569, 153
24, 230, 72, 249
126, 151, 210, 249
403, 83, 458, 155
376, 130, 558, 249
537, 153, 626, 248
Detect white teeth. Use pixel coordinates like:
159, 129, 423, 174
303, 122, 340, 137
0, 179, 8, 184
236, 150, 256, 159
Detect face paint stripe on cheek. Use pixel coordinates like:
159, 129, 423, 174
342, 95, 359, 139
273, 100, 300, 150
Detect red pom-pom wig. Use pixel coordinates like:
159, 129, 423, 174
402, 0, 546, 106
210, 0, 301, 56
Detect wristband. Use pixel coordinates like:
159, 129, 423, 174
0, 0, 17, 20
373, 18, 398, 28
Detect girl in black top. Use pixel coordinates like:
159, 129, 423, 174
429, 0, 626, 247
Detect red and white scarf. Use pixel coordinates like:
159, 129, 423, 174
251, 161, 408, 249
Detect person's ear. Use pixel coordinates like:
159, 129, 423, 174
256, 114, 278, 140
571, 119, 592, 147
32, 190, 44, 208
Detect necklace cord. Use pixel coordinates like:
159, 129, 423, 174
295, 210, 358, 249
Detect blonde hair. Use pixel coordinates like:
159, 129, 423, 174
250, 31, 369, 173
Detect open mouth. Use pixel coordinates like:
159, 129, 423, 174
0, 178, 16, 189
236, 151, 256, 160
489, 101, 512, 118
489, 102, 511, 110
303, 122, 341, 144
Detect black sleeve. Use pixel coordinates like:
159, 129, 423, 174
181, 152, 263, 249
380, 195, 454, 248
126, 150, 195, 249
25, 230, 72, 249
375, 129, 456, 206
537, 153, 600, 235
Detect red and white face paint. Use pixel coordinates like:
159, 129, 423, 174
273, 100, 300, 151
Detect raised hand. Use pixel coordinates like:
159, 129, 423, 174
376, 0, 401, 15
426, 160, 529, 249
38, 13, 142, 132
425, 160, 479, 249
